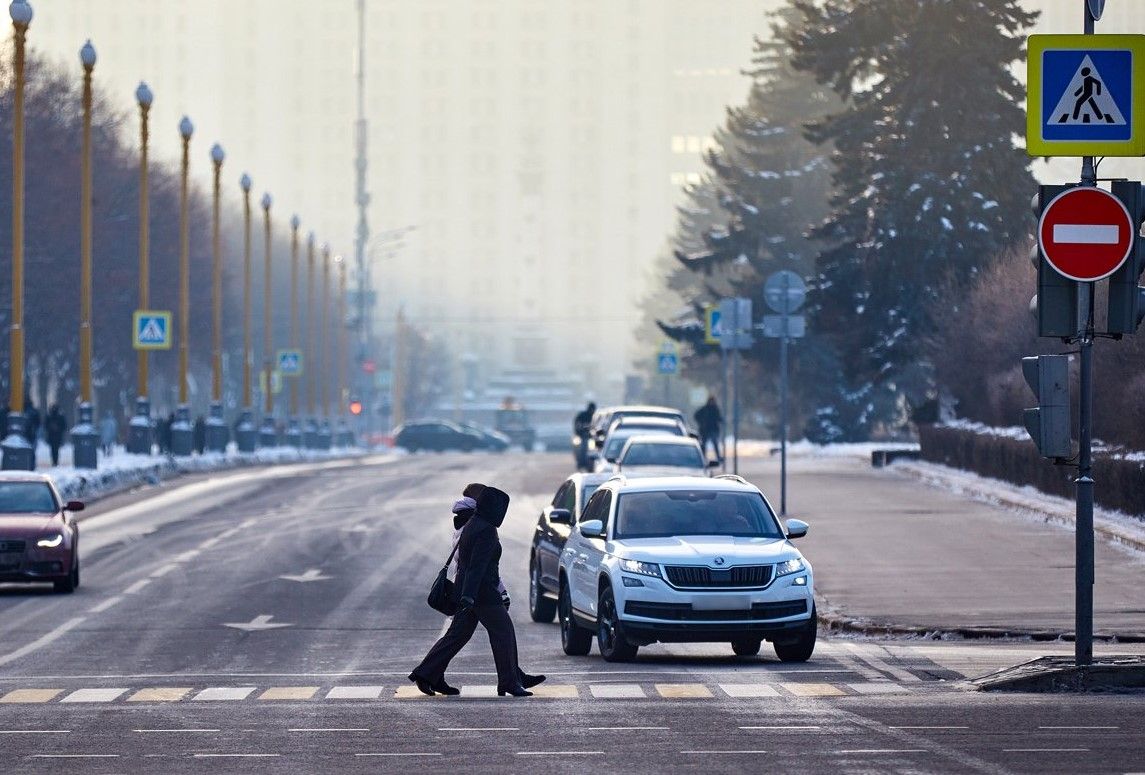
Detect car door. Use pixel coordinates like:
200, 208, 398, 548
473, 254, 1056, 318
537, 481, 571, 589
579, 490, 612, 618
571, 489, 611, 616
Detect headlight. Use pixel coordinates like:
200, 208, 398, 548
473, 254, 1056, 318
619, 558, 661, 578
36, 534, 64, 548
774, 558, 804, 577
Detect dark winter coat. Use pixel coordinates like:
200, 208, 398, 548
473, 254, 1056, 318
45, 410, 67, 446
457, 486, 510, 606
694, 403, 722, 435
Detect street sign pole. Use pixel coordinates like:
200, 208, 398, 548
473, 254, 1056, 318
764, 270, 807, 516
720, 345, 728, 474
732, 302, 741, 476
779, 325, 788, 516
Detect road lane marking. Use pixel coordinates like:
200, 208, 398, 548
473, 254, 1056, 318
681, 750, 769, 755
289, 728, 371, 733
0, 689, 62, 703
740, 726, 821, 730
199, 536, 222, 549
720, 684, 779, 698
193, 753, 280, 758
836, 749, 927, 754
890, 726, 969, 730
393, 686, 433, 699
439, 727, 519, 732
193, 687, 256, 701
1038, 726, 1118, 730
123, 579, 151, 594
222, 614, 293, 632
60, 688, 128, 703
326, 686, 384, 699
529, 684, 578, 698
656, 683, 712, 699
0, 617, 85, 667
90, 596, 122, 613
127, 688, 191, 702
458, 685, 499, 698
850, 682, 911, 694
357, 753, 442, 757
259, 687, 318, 700
134, 729, 220, 733
781, 683, 845, 697
149, 564, 177, 578
586, 726, 668, 731
589, 684, 645, 699
516, 752, 603, 756
0, 729, 70, 734
31, 754, 119, 758
173, 550, 200, 562
840, 643, 922, 683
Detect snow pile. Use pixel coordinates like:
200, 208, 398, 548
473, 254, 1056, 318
939, 419, 1030, 441
730, 439, 919, 460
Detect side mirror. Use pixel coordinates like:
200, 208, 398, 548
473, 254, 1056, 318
707, 459, 720, 468
605, 455, 617, 464
785, 518, 808, 539
579, 519, 605, 539
65, 500, 85, 512
549, 508, 572, 525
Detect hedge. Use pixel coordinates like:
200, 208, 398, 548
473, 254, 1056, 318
918, 425, 1145, 517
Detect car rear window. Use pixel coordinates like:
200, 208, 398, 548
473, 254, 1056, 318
614, 490, 782, 539
621, 443, 704, 468
0, 482, 58, 513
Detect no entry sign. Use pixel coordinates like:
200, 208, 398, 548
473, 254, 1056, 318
1038, 186, 1134, 282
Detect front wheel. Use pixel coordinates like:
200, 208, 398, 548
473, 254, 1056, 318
773, 608, 817, 663
731, 637, 761, 656
559, 583, 592, 656
529, 559, 557, 623
53, 555, 78, 594
597, 587, 638, 662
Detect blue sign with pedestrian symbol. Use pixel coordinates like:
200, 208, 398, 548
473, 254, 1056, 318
657, 346, 678, 375
277, 349, 304, 377
1027, 35, 1145, 157
133, 310, 172, 350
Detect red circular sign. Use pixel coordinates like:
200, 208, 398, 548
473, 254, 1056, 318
1038, 187, 1133, 282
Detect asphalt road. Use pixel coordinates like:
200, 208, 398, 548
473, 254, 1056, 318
0, 451, 1143, 774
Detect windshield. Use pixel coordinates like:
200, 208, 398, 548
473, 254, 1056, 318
614, 490, 782, 539
620, 442, 704, 469
0, 482, 58, 513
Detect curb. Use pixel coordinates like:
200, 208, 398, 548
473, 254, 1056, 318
816, 608, 1145, 644
974, 655, 1145, 692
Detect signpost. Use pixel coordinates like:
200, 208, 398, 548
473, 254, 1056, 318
132, 310, 172, 350
1037, 186, 1134, 281
277, 349, 304, 377
703, 305, 722, 345
657, 341, 678, 405
762, 271, 807, 517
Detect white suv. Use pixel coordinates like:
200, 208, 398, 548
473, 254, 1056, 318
558, 475, 815, 662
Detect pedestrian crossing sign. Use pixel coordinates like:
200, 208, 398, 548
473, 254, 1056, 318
277, 349, 303, 377
704, 305, 723, 345
658, 342, 679, 375
132, 310, 172, 350
1027, 35, 1145, 157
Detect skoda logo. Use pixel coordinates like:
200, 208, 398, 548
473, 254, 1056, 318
713, 557, 726, 566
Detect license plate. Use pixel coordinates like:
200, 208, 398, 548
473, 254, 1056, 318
692, 594, 750, 611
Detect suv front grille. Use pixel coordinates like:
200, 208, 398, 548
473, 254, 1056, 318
625, 600, 807, 621
664, 564, 773, 589
0, 540, 26, 553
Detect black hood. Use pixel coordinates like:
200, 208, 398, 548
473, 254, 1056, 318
475, 486, 510, 528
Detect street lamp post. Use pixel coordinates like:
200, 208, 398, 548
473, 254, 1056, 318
317, 244, 332, 451
206, 143, 228, 453
335, 255, 352, 447
71, 39, 100, 469
303, 232, 318, 449
170, 116, 195, 456
235, 173, 257, 452
2, 0, 35, 471
258, 192, 278, 447
285, 215, 302, 448
127, 81, 154, 455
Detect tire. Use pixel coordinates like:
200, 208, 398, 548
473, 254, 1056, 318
529, 558, 557, 623
596, 586, 638, 662
731, 637, 761, 656
53, 555, 78, 594
773, 609, 817, 663
559, 582, 592, 656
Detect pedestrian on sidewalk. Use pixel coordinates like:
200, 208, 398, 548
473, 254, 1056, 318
99, 411, 117, 456
573, 401, 596, 471
44, 404, 67, 467
192, 415, 207, 455
24, 400, 40, 448
694, 395, 723, 464
409, 484, 543, 698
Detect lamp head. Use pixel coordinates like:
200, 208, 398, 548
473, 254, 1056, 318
79, 40, 96, 68
290, 214, 301, 230
210, 143, 225, 164
9, 1, 33, 26
307, 230, 315, 245
240, 173, 251, 192
261, 192, 272, 211
179, 115, 194, 139
334, 254, 344, 264
135, 81, 153, 108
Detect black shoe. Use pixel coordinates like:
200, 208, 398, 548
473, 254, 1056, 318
497, 686, 533, 697
408, 673, 437, 696
432, 679, 460, 696
520, 673, 546, 689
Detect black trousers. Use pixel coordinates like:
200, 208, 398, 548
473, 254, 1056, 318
412, 603, 521, 689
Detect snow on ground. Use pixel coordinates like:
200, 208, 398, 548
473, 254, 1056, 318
731, 438, 919, 459
31, 443, 368, 502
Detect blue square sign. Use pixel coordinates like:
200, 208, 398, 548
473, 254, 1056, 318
1027, 35, 1145, 157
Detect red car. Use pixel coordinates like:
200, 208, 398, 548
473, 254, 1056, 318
0, 472, 83, 593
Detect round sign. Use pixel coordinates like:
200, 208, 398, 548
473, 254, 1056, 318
1087, 0, 1105, 21
764, 270, 807, 314
1038, 187, 1133, 282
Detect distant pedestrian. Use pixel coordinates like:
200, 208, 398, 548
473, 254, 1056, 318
0, 403, 8, 439
694, 395, 723, 464
192, 415, 207, 455
44, 404, 67, 467
99, 411, 117, 456
573, 401, 596, 471
158, 412, 174, 454
24, 401, 40, 447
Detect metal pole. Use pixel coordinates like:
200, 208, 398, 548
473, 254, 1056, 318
337, 256, 347, 439
210, 150, 224, 403
721, 345, 728, 473
262, 194, 273, 420
354, 0, 372, 440
136, 87, 151, 401
241, 176, 252, 411
79, 44, 94, 407
780, 328, 789, 516
177, 119, 192, 407
306, 234, 316, 418
289, 216, 300, 419
320, 246, 330, 421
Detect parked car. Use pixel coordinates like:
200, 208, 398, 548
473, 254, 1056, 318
0, 472, 84, 593
589, 405, 687, 449
528, 472, 612, 622
594, 419, 684, 472
459, 422, 511, 452
557, 474, 815, 662
393, 420, 480, 452
614, 435, 711, 476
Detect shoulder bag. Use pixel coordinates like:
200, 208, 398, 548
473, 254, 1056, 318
427, 542, 460, 616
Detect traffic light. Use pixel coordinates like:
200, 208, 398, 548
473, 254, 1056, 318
1031, 185, 1078, 340
349, 398, 363, 416
1107, 180, 1145, 336
1021, 355, 1071, 460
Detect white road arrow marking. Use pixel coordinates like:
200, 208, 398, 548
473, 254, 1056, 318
278, 569, 331, 583
222, 615, 293, 632
1053, 224, 1119, 244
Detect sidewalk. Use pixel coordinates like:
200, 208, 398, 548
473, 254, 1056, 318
736, 450, 1145, 640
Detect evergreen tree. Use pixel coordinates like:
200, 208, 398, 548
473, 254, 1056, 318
783, 0, 1038, 435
